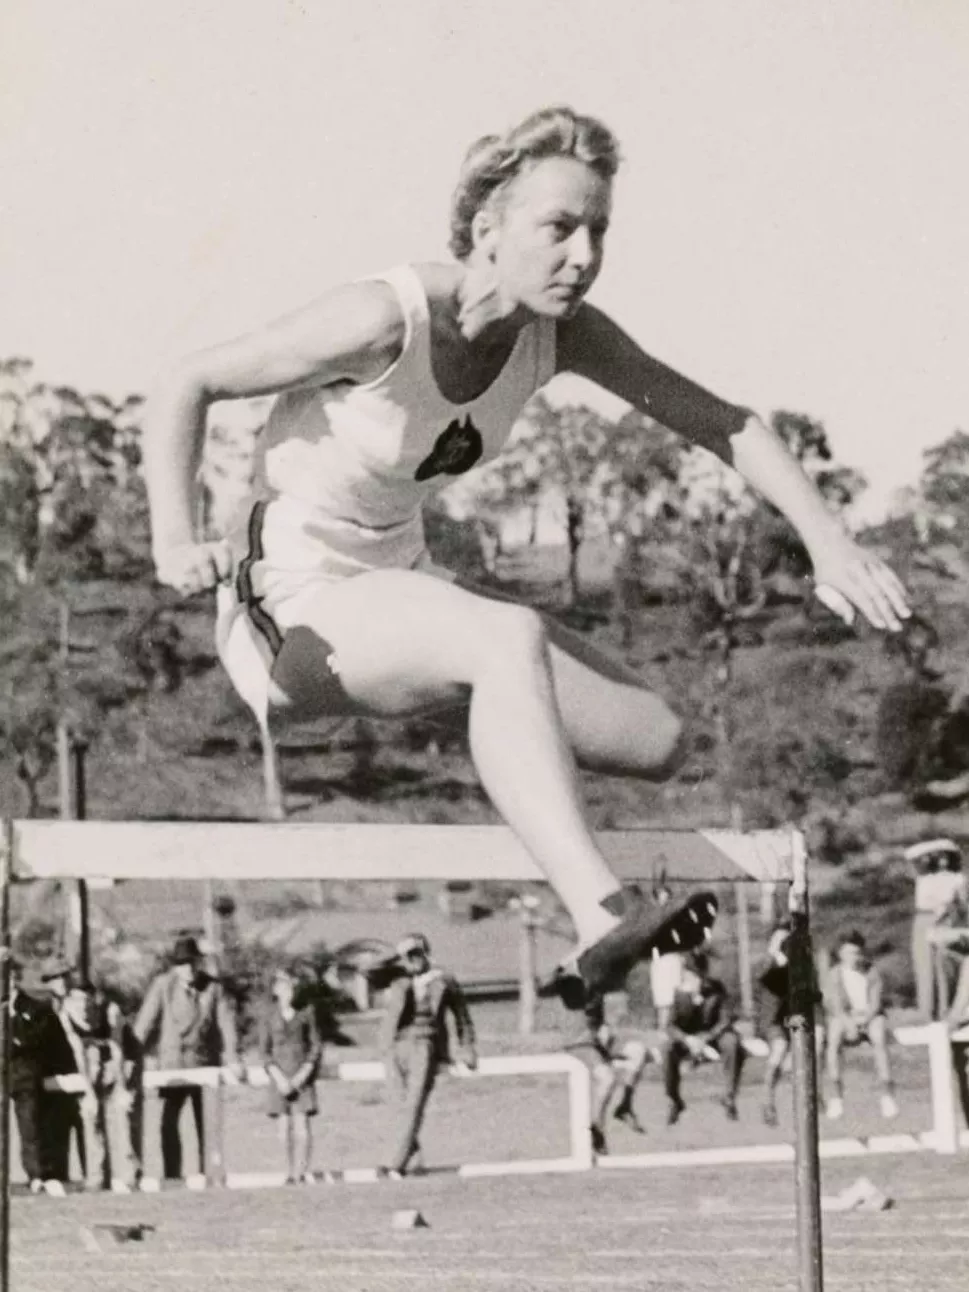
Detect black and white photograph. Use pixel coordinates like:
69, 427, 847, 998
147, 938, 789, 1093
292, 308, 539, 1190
1, 2, 968, 1289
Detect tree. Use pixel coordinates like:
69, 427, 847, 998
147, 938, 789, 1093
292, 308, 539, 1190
917, 429, 969, 549
647, 410, 866, 817
0, 359, 148, 586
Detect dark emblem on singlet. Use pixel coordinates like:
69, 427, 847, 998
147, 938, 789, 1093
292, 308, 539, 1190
414, 417, 484, 482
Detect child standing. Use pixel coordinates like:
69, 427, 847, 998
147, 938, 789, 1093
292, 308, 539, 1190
258, 966, 323, 1184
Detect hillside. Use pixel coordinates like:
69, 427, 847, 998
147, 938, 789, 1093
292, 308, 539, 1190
3, 529, 968, 842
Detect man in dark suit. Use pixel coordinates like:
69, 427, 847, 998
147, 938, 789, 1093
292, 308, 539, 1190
9, 959, 58, 1193
378, 934, 476, 1177
660, 950, 745, 1125
36, 957, 84, 1190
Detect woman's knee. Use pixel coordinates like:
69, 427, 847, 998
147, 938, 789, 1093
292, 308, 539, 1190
650, 707, 686, 777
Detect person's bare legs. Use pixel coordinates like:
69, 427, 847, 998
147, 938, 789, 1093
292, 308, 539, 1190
868, 1015, 898, 1116
824, 1017, 848, 1117
294, 1114, 314, 1179
762, 1033, 789, 1126
279, 1114, 296, 1181
267, 570, 658, 947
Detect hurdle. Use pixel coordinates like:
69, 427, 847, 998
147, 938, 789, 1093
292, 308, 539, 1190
42, 1053, 594, 1184
894, 1020, 969, 1154
0, 821, 820, 1292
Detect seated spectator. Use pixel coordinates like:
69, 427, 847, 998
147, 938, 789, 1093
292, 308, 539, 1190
379, 933, 476, 1178
134, 934, 241, 1183
567, 988, 651, 1155
258, 965, 323, 1185
906, 839, 968, 1019
660, 950, 744, 1125
648, 882, 684, 1029
758, 921, 793, 1128
824, 930, 898, 1121
9, 958, 60, 1194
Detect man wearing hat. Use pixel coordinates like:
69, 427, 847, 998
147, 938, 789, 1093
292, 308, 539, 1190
9, 958, 61, 1193
378, 933, 476, 1177
37, 957, 87, 1189
905, 839, 967, 1018
134, 934, 240, 1182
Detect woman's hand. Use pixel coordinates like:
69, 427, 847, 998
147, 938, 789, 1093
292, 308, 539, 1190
154, 540, 234, 596
808, 534, 911, 632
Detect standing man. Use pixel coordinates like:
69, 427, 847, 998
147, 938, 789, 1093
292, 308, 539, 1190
37, 958, 85, 1191
9, 959, 58, 1194
378, 934, 477, 1178
660, 951, 745, 1125
53, 981, 144, 1191
906, 839, 967, 1019
134, 935, 240, 1182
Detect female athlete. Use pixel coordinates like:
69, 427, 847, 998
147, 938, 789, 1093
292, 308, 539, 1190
145, 106, 910, 1004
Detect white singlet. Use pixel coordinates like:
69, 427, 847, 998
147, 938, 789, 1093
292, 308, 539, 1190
216, 264, 557, 721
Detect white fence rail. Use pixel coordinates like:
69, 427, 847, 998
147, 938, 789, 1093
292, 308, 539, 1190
43, 1053, 594, 1183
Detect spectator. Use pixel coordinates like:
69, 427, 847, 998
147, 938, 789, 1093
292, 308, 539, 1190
648, 883, 684, 1029
756, 919, 827, 1126
54, 980, 143, 1191
9, 958, 59, 1194
660, 950, 744, 1125
824, 930, 898, 1121
101, 996, 145, 1192
37, 958, 84, 1191
134, 934, 241, 1182
378, 933, 476, 1178
905, 839, 967, 1019
258, 965, 323, 1185
567, 988, 651, 1155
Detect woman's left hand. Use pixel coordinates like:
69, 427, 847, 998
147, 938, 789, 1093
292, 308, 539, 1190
807, 534, 911, 632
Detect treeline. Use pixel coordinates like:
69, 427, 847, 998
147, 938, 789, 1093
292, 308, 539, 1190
2, 356, 968, 836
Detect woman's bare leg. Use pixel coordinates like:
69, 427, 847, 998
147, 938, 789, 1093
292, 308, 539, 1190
267, 569, 622, 946
454, 580, 686, 777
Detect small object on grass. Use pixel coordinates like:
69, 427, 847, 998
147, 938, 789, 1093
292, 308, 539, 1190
821, 1176, 893, 1213
392, 1209, 429, 1230
79, 1223, 156, 1252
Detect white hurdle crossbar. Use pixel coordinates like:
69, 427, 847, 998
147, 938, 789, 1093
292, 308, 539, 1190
43, 1054, 593, 1179
7, 820, 799, 884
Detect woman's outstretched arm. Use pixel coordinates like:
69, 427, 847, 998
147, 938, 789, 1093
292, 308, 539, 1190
143, 281, 405, 592
556, 304, 911, 632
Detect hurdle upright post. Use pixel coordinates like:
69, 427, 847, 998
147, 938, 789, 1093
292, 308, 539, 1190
0, 822, 13, 1292
788, 833, 823, 1292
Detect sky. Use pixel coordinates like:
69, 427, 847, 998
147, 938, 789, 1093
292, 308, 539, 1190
1, 0, 967, 519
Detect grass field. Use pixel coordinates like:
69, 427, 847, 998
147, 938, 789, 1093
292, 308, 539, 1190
11, 1153, 969, 1292
9, 1040, 969, 1291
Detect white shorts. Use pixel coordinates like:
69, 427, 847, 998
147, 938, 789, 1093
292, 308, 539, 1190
216, 497, 454, 723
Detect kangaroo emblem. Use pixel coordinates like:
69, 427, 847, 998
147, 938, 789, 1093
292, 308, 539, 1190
414, 417, 484, 482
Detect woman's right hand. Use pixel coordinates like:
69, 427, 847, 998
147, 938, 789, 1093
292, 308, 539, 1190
154, 540, 234, 596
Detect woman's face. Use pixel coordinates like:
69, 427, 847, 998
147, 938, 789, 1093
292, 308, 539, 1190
481, 156, 612, 318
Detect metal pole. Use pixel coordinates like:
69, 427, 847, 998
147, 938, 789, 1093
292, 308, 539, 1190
59, 731, 90, 981
0, 821, 14, 1292
517, 897, 538, 1036
788, 832, 823, 1292
734, 881, 754, 1020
